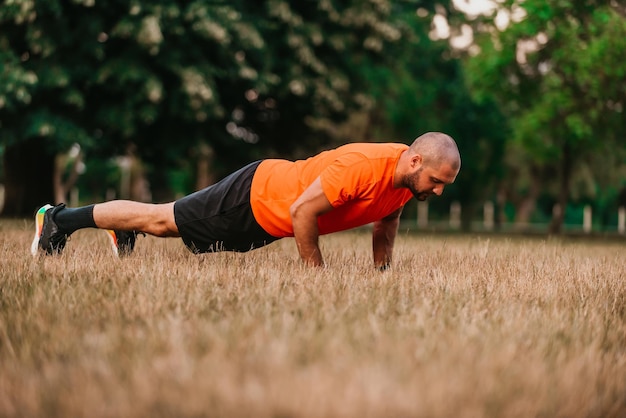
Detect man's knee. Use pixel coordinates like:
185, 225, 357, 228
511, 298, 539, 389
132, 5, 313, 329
148, 203, 179, 237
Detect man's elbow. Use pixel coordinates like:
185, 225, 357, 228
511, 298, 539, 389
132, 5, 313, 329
289, 203, 300, 221
383, 208, 403, 222
290, 203, 310, 226
377, 215, 400, 228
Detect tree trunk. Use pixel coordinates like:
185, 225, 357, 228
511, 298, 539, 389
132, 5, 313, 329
461, 201, 476, 231
494, 184, 506, 231
514, 167, 541, 231
195, 143, 216, 191
549, 145, 572, 234
53, 148, 84, 205
2, 138, 55, 217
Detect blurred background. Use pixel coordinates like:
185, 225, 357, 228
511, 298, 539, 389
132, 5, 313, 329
1, 0, 624, 234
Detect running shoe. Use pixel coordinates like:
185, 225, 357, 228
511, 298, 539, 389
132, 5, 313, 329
31, 203, 69, 256
107, 230, 144, 257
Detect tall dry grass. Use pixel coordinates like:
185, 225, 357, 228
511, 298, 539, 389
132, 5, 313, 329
0, 219, 625, 417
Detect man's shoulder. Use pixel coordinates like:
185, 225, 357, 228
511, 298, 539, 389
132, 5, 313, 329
340, 142, 407, 161
338, 142, 408, 152
332, 142, 407, 160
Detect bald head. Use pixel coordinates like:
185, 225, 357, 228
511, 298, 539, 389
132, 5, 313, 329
409, 132, 461, 171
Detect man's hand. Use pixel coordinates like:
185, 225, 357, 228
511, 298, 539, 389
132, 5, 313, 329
290, 177, 334, 267
372, 207, 402, 270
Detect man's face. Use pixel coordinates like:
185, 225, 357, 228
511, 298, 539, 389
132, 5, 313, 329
403, 162, 458, 201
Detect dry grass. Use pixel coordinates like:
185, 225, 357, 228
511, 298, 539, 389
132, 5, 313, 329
0, 219, 625, 418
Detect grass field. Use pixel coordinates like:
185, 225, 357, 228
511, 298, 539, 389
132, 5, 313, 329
1, 219, 625, 417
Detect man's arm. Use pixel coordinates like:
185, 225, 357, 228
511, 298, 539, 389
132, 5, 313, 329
289, 177, 334, 267
372, 207, 403, 270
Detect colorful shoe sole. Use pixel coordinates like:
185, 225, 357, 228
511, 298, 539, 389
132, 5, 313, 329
106, 230, 119, 257
31, 204, 53, 256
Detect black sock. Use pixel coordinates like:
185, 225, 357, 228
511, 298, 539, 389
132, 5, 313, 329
54, 205, 97, 234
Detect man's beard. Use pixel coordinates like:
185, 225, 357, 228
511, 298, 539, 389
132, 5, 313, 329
403, 168, 431, 201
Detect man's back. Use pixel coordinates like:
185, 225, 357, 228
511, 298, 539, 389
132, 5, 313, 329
251, 143, 413, 237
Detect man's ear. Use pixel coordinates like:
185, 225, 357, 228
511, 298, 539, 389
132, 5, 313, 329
411, 154, 423, 168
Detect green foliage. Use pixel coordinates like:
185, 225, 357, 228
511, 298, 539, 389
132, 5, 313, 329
1, 0, 410, 170
356, 3, 508, 226
469, 0, 626, 155
465, 0, 626, 226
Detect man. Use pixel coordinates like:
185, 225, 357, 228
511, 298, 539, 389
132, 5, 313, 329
31, 132, 461, 268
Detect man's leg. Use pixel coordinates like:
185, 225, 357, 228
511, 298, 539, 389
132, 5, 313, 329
32, 200, 179, 256
92, 201, 179, 237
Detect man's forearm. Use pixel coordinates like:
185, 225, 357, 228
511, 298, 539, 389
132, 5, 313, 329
289, 177, 333, 267
292, 216, 324, 267
372, 217, 399, 269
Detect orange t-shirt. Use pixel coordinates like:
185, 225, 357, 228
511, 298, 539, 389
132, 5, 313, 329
250, 143, 413, 237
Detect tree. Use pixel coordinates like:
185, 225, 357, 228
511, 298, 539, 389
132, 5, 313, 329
465, 0, 626, 233
353, 2, 508, 229
1, 0, 408, 216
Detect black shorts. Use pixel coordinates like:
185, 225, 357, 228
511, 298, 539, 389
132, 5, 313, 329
174, 161, 279, 253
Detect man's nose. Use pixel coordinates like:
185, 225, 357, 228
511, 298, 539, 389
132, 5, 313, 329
433, 185, 444, 196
